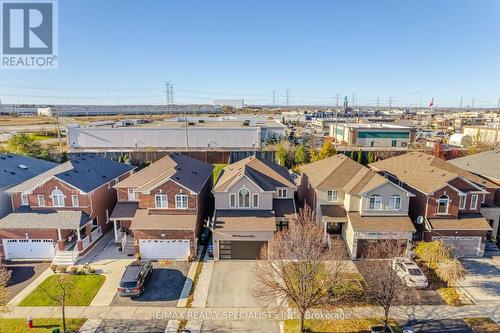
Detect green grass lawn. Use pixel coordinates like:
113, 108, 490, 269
213, 164, 227, 183
0, 318, 86, 333
285, 318, 400, 333
19, 274, 106, 306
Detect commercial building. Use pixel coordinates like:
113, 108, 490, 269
330, 123, 415, 148
463, 125, 500, 147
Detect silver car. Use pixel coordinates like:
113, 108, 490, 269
390, 257, 428, 289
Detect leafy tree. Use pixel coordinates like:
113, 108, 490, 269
367, 151, 375, 164
432, 139, 446, 159
276, 143, 290, 167
318, 139, 336, 160
0, 261, 11, 312
294, 145, 308, 165
357, 149, 363, 164
7, 133, 42, 157
309, 148, 319, 162
351, 150, 357, 161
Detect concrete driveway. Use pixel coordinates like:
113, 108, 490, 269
459, 257, 500, 304
95, 319, 169, 333
111, 261, 190, 307
4, 261, 50, 302
207, 260, 265, 308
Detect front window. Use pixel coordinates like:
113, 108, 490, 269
230, 193, 236, 208
459, 195, 466, 210
71, 195, 79, 207
239, 189, 250, 208
327, 190, 338, 202
175, 194, 188, 209
437, 194, 449, 214
128, 188, 139, 201
253, 193, 259, 208
21, 193, 29, 206
51, 189, 64, 207
155, 194, 168, 208
389, 195, 401, 210
470, 194, 478, 209
391, 140, 397, 147
277, 188, 287, 198
369, 195, 382, 210
37, 195, 45, 207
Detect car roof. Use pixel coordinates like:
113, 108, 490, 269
122, 264, 142, 282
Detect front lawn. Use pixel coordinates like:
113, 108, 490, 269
285, 318, 400, 333
19, 274, 105, 306
464, 317, 500, 333
0, 318, 86, 333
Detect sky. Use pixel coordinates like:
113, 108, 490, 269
0, 0, 499, 107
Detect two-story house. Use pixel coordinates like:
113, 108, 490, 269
212, 156, 296, 260
111, 153, 213, 260
298, 154, 416, 259
0, 153, 57, 218
370, 152, 496, 257
0, 155, 134, 262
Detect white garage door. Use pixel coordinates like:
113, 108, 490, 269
432, 236, 481, 257
4, 239, 55, 260
139, 239, 191, 259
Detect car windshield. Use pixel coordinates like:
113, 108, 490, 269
120, 281, 137, 288
408, 268, 423, 276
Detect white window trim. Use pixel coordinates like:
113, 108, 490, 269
37, 195, 45, 207
470, 194, 478, 209
238, 188, 251, 208
155, 194, 168, 209
253, 193, 259, 208
229, 193, 236, 208
21, 193, 29, 206
369, 195, 382, 210
175, 194, 189, 209
128, 188, 138, 201
437, 195, 450, 215
327, 190, 338, 203
51, 189, 65, 207
71, 194, 79, 207
458, 194, 466, 210
389, 195, 401, 210
277, 188, 288, 199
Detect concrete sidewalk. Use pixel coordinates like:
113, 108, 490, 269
191, 250, 214, 308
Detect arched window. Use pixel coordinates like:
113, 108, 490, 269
389, 195, 401, 210
437, 194, 449, 214
51, 189, 65, 207
369, 194, 382, 210
239, 188, 250, 208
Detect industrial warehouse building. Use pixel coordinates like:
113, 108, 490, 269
330, 123, 415, 148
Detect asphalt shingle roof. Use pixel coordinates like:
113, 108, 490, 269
0, 207, 91, 229
0, 154, 57, 188
448, 149, 500, 184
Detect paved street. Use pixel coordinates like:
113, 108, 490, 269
200, 319, 280, 332
459, 257, 500, 304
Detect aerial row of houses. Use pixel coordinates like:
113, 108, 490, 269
0, 149, 498, 262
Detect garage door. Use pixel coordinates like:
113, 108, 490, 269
3, 239, 55, 260
139, 239, 190, 259
432, 236, 481, 257
356, 239, 407, 259
219, 241, 267, 260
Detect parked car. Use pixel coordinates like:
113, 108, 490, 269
371, 325, 394, 333
117, 261, 153, 297
200, 227, 211, 245
390, 257, 428, 289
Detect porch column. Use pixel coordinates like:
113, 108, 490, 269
113, 220, 119, 241
76, 227, 83, 252
76, 228, 81, 241
56, 228, 64, 251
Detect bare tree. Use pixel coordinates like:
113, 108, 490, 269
0, 261, 12, 311
361, 241, 407, 331
39, 275, 78, 333
253, 205, 350, 333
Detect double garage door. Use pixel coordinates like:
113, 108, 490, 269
139, 239, 191, 260
219, 241, 267, 260
432, 236, 481, 257
3, 239, 55, 260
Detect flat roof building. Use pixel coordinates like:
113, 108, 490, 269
330, 123, 415, 148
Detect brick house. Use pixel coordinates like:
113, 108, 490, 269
370, 152, 497, 257
212, 156, 297, 260
298, 154, 415, 259
111, 153, 213, 260
0, 155, 134, 261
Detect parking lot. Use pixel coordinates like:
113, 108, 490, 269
111, 261, 190, 307
4, 261, 50, 302
207, 260, 265, 308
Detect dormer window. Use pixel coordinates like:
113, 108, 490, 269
389, 195, 401, 210
437, 194, 449, 214
459, 195, 466, 210
277, 188, 287, 198
239, 189, 250, 208
128, 188, 139, 201
51, 189, 64, 207
155, 194, 168, 208
327, 190, 338, 202
21, 193, 29, 206
369, 194, 382, 210
470, 194, 478, 209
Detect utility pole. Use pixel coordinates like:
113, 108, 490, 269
53, 107, 63, 154
376, 98, 380, 109
272, 90, 276, 107
351, 93, 356, 108
460, 97, 463, 109
335, 93, 339, 108
169, 83, 174, 105
285, 89, 290, 106
471, 97, 475, 109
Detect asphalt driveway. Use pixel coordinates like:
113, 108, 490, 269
403, 319, 473, 333
4, 261, 50, 302
207, 260, 264, 308
95, 319, 169, 333
459, 257, 500, 303
111, 261, 190, 307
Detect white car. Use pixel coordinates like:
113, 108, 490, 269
390, 257, 428, 289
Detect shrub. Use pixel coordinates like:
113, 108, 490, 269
435, 259, 466, 287
414, 240, 452, 269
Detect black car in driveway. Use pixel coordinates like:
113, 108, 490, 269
200, 227, 211, 245
117, 261, 153, 297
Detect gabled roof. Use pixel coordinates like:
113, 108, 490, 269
448, 149, 500, 184
299, 154, 389, 195
0, 207, 90, 229
213, 156, 296, 192
0, 154, 57, 188
115, 153, 213, 194
369, 152, 498, 194
8, 155, 135, 193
